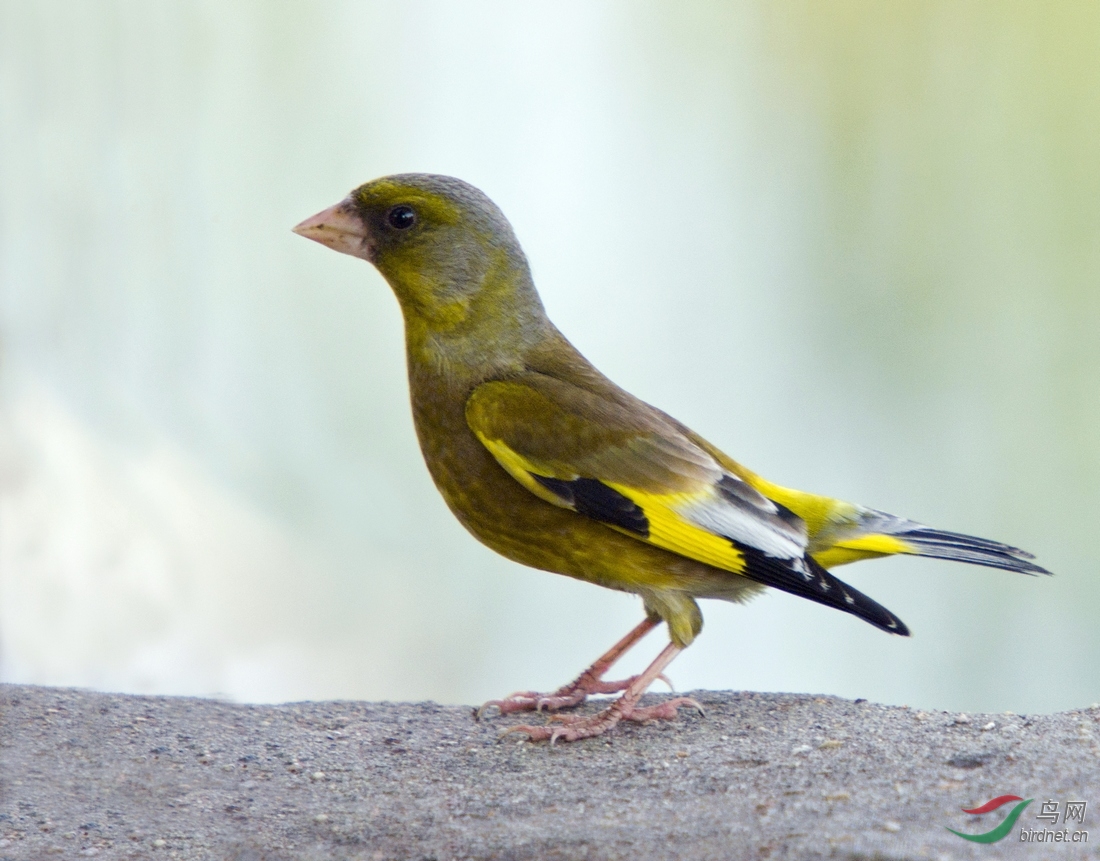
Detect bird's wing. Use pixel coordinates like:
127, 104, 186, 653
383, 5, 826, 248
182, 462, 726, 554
466, 374, 908, 634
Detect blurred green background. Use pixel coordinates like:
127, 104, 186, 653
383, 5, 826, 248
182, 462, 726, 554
0, 2, 1096, 714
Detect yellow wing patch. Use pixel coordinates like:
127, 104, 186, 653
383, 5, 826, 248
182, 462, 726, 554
475, 428, 750, 575
606, 485, 750, 576
473, 432, 572, 507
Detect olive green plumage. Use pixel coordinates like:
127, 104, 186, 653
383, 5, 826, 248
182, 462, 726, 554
293, 173, 1048, 654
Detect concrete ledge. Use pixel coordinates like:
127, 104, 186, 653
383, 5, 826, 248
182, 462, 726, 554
1, 684, 1097, 860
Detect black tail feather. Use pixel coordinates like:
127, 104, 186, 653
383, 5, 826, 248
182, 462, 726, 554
897, 527, 1051, 576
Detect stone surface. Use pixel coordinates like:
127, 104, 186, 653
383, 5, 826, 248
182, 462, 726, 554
1, 683, 1098, 860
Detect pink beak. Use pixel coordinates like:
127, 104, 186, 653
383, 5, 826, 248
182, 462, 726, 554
292, 198, 372, 259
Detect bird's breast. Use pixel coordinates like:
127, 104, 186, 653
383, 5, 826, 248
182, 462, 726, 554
406, 368, 568, 566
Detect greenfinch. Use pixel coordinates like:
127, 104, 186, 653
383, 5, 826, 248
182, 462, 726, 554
293, 174, 1048, 742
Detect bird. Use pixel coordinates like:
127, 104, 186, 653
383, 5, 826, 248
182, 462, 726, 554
293, 173, 1049, 743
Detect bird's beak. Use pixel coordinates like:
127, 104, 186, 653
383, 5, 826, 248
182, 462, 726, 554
292, 198, 372, 260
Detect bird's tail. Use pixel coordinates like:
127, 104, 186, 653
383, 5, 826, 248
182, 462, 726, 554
810, 508, 1050, 576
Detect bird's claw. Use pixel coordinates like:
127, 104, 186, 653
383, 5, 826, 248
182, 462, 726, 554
477, 695, 535, 719
478, 671, 672, 720
478, 690, 583, 719
497, 695, 704, 743
625, 696, 705, 724
498, 723, 537, 740
499, 722, 576, 745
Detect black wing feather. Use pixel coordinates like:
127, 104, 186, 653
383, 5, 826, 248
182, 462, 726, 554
533, 475, 650, 537
740, 547, 910, 636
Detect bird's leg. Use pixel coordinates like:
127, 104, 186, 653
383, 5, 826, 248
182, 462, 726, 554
478, 617, 665, 717
501, 641, 703, 743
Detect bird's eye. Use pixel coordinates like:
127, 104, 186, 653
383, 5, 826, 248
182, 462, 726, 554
387, 205, 417, 230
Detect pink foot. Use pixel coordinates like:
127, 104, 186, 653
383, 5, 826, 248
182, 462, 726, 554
478, 672, 673, 717
501, 696, 704, 743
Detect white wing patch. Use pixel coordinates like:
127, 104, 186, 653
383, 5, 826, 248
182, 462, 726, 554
673, 480, 808, 563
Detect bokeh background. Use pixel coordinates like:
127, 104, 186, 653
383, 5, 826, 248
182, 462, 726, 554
1, 2, 1097, 715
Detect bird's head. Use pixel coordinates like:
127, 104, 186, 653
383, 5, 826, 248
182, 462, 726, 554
294, 174, 546, 352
